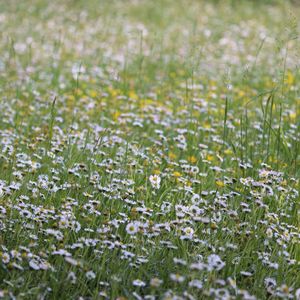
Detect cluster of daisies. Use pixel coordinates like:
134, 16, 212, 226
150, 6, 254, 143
0, 0, 299, 299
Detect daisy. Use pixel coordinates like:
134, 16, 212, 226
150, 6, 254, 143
67, 272, 77, 284
149, 175, 161, 189
132, 279, 146, 287
189, 279, 203, 289
126, 222, 139, 235
86, 270, 96, 280
170, 273, 185, 283
182, 227, 194, 239
150, 277, 163, 288
207, 254, 225, 271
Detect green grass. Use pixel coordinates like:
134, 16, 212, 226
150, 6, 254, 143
0, 0, 299, 299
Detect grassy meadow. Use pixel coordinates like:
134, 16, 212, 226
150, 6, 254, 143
0, 0, 299, 299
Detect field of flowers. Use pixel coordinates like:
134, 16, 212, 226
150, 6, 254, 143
0, 0, 299, 299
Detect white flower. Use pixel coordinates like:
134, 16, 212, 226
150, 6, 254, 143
182, 227, 194, 238
150, 277, 163, 288
52, 249, 72, 256
126, 222, 139, 235
189, 279, 203, 289
207, 254, 225, 271
240, 271, 253, 277
132, 279, 146, 287
149, 175, 161, 189
264, 277, 277, 288
170, 273, 185, 283
1, 253, 10, 264
295, 288, 300, 300
29, 259, 40, 270
190, 262, 206, 271
67, 271, 77, 284
266, 228, 273, 239
65, 257, 79, 266
161, 202, 171, 213
86, 270, 96, 280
